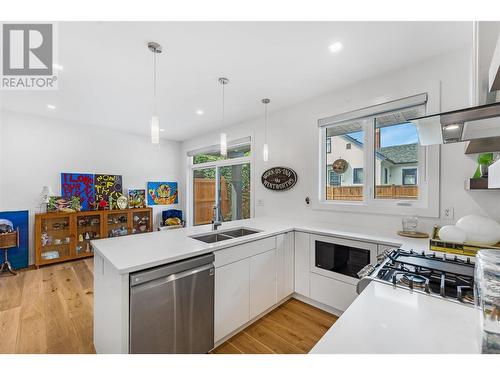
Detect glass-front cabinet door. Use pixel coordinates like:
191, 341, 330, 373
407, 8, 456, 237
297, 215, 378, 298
131, 210, 152, 234
106, 211, 130, 238
76, 213, 103, 256
37, 213, 74, 265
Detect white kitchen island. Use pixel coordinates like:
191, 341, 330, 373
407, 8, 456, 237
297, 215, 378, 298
92, 216, 480, 354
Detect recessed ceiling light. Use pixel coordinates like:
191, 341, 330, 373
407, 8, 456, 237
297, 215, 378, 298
47, 104, 56, 110
196, 109, 204, 115
159, 128, 165, 132
328, 41, 343, 53
53, 63, 64, 71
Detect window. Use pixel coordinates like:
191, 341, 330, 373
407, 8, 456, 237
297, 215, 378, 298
189, 138, 252, 226
402, 168, 418, 185
326, 138, 332, 153
328, 170, 341, 186
353, 168, 363, 184
317, 93, 441, 217
375, 116, 420, 200
193, 142, 251, 164
324, 123, 364, 201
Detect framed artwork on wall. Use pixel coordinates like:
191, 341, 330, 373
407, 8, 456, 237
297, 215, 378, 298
94, 174, 123, 210
147, 182, 178, 205
128, 189, 146, 209
61, 173, 95, 210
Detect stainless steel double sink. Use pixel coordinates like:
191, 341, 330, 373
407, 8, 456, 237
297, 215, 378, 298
190, 227, 261, 243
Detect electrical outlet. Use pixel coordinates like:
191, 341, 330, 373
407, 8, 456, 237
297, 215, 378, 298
442, 207, 454, 220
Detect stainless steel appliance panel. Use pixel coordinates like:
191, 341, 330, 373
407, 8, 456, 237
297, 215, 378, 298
129, 254, 214, 354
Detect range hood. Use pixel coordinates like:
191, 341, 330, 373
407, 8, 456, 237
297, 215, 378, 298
410, 25, 500, 151
410, 101, 500, 151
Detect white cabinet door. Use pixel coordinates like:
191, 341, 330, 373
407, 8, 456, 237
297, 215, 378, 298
294, 231, 310, 297
277, 232, 295, 301
215, 258, 250, 341
310, 273, 357, 312
249, 249, 277, 319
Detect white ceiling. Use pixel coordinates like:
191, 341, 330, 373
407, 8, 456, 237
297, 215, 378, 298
1, 21, 471, 141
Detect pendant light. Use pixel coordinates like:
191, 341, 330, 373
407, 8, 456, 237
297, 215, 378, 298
262, 98, 270, 162
148, 42, 162, 144
218, 77, 229, 157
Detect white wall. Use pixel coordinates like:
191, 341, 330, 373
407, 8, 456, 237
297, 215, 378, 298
181, 47, 500, 234
0, 111, 182, 264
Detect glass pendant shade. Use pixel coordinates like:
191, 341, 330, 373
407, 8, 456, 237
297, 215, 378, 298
220, 132, 227, 157
151, 116, 160, 144
263, 143, 269, 162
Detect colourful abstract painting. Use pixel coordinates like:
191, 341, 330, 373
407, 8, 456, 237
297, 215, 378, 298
147, 182, 178, 205
0, 210, 28, 270
128, 189, 146, 209
94, 174, 123, 210
61, 173, 95, 210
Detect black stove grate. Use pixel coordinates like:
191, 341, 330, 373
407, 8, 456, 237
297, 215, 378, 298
376, 249, 475, 303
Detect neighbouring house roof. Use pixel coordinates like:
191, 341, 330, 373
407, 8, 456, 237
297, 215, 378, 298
378, 143, 418, 164
337, 135, 418, 164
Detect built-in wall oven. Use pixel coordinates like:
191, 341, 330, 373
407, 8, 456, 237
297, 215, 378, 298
310, 234, 377, 285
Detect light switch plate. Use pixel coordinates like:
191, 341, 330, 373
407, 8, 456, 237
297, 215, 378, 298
256, 199, 265, 207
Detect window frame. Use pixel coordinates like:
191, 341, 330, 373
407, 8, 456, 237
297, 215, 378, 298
314, 90, 441, 218
352, 168, 364, 185
187, 137, 254, 226
402, 168, 418, 185
328, 170, 341, 186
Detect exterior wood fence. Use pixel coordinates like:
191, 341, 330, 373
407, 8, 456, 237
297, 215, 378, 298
193, 178, 229, 225
326, 185, 418, 201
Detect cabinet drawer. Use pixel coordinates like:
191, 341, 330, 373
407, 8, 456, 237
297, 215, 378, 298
310, 273, 357, 312
214, 236, 276, 268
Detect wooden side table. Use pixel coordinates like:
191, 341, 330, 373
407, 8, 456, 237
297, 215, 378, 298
0, 228, 19, 275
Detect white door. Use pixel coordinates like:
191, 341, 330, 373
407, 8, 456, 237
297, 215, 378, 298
249, 249, 277, 319
277, 232, 295, 301
215, 258, 250, 341
294, 231, 310, 297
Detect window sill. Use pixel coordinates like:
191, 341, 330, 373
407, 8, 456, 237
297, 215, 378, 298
312, 199, 439, 218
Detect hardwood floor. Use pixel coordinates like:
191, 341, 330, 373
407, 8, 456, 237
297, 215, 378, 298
212, 298, 338, 354
0, 259, 95, 354
0, 259, 337, 354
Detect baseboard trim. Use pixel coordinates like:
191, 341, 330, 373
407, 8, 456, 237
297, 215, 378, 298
292, 293, 344, 317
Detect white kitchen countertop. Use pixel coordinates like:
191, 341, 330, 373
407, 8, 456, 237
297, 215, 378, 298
91, 216, 481, 354
91, 216, 427, 275
309, 281, 481, 354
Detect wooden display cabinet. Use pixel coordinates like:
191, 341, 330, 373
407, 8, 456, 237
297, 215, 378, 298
35, 207, 152, 267
35, 212, 76, 267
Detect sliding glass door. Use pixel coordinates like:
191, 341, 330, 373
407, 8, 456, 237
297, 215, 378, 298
192, 163, 251, 226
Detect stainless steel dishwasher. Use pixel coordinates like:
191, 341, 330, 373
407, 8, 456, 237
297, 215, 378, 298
129, 253, 214, 354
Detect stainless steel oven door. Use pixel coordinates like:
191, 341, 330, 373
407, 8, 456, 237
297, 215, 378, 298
309, 234, 377, 285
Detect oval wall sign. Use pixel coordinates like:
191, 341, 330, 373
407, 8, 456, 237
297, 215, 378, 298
261, 167, 298, 191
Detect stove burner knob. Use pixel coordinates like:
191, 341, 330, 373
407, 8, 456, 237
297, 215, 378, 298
466, 257, 470, 264
424, 283, 431, 293
443, 253, 447, 260
454, 256, 458, 261
432, 252, 436, 258
421, 251, 425, 256
392, 275, 397, 286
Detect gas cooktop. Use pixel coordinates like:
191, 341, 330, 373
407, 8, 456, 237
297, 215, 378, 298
359, 249, 476, 304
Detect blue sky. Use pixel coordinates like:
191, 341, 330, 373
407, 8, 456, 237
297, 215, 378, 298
347, 122, 419, 148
